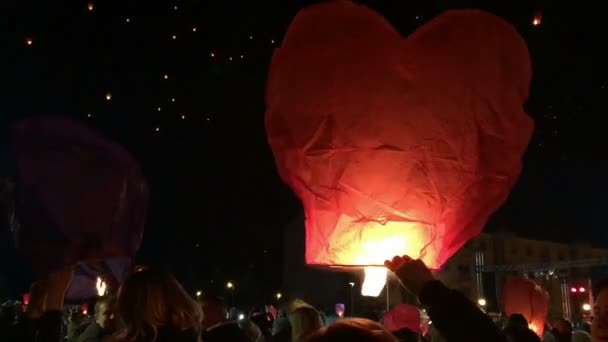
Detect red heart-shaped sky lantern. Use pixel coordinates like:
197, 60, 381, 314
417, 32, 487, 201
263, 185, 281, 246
266, 0, 533, 295
503, 278, 550, 336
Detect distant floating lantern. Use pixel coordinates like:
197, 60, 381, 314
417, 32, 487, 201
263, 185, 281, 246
210, 52, 215, 58
172, 35, 177, 40
503, 278, 549, 337
180, 114, 186, 120
163, 74, 169, 80
532, 11, 542, 26
88, 2, 94, 11
25, 37, 33, 46
105, 92, 112, 101
192, 27, 197, 32
265, 1, 533, 297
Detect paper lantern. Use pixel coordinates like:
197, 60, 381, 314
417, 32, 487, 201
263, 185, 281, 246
265, 1, 532, 295
10, 118, 148, 298
22, 293, 30, 305
383, 304, 421, 333
503, 278, 549, 336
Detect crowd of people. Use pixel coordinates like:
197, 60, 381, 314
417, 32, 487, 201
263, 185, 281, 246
1, 255, 607, 342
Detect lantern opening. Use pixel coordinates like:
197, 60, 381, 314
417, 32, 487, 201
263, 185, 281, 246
361, 266, 387, 297
96, 277, 107, 296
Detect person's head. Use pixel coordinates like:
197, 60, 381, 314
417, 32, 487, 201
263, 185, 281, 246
288, 306, 324, 342
592, 280, 608, 342
202, 296, 228, 329
554, 318, 573, 336
239, 319, 263, 341
506, 313, 529, 330
306, 318, 398, 342
392, 327, 419, 342
94, 296, 115, 329
117, 268, 202, 340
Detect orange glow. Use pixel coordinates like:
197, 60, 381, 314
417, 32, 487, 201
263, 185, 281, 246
192, 27, 197, 32
25, 37, 33, 46
529, 323, 538, 333
88, 2, 94, 11
311, 215, 440, 268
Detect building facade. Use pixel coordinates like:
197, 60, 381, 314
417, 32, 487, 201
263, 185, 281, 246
436, 232, 608, 320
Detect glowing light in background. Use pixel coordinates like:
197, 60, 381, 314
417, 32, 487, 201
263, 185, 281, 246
583, 303, 591, 311
88, 3, 94, 11
478, 298, 487, 306
25, 37, 33, 46
105, 92, 112, 101
532, 11, 542, 26
96, 277, 107, 296
361, 266, 387, 297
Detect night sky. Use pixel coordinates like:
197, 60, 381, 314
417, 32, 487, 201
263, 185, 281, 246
1, 0, 606, 300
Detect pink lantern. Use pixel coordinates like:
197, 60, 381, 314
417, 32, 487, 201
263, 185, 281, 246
383, 304, 421, 333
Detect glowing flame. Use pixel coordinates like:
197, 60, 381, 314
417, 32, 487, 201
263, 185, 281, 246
362, 267, 387, 296
96, 277, 107, 296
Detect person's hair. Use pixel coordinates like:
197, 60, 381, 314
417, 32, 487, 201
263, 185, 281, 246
116, 268, 202, 341
305, 318, 397, 342
239, 318, 263, 341
288, 306, 324, 342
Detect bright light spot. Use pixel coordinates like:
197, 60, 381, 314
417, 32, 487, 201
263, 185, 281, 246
96, 277, 107, 296
271, 39, 275, 44
105, 92, 112, 101
349, 282, 355, 288
88, 2, 94, 11
361, 267, 387, 297
477, 298, 487, 306
163, 74, 169, 80
192, 27, 197, 32
125, 18, 130, 23
238, 313, 245, 320
240, 54, 244, 59
155, 127, 160, 132
157, 107, 162, 111
229, 56, 233, 61
580, 287, 586, 293
25, 38, 33, 46
172, 35, 177, 40
276, 292, 282, 300
210, 52, 215, 58
174, 5, 178, 10
529, 323, 538, 333
249, 35, 253, 40
171, 98, 176, 102
196, 290, 202, 297
583, 303, 591, 311
180, 114, 186, 120
532, 12, 542, 26
226, 281, 234, 289
83, 309, 88, 315
571, 287, 578, 293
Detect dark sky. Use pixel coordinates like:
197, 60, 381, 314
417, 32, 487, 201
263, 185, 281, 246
0, 0, 606, 299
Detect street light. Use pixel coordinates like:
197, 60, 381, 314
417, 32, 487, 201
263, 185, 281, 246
276, 292, 282, 300
196, 290, 202, 298
226, 281, 235, 306
477, 298, 487, 307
